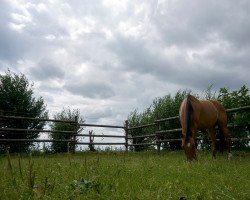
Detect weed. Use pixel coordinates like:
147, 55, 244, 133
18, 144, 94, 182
18, 154, 24, 182
28, 154, 36, 189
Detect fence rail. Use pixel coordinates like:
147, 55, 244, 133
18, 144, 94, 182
0, 105, 249, 152
0, 115, 76, 123
0, 127, 76, 134
79, 123, 124, 129
75, 134, 125, 138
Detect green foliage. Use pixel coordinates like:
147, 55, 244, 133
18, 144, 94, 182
68, 178, 101, 197
128, 90, 192, 151
1, 152, 250, 199
0, 70, 48, 153
218, 85, 250, 150
218, 85, 250, 108
152, 91, 192, 150
50, 108, 84, 153
127, 108, 154, 151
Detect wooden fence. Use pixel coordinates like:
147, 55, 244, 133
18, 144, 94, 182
0, 105, 249, 152
0, 115, 128, 151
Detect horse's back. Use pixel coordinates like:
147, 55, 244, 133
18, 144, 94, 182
179, 96, 226, 130
208, 100, 226, 113
208, 100, 227, 125
198, 100, 218, 129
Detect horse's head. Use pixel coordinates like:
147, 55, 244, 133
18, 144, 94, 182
182, 137, 196, 161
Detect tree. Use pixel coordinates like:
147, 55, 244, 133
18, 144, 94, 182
128, 90, 191, 151
128, 108, 154, 151
217, 85, 250, 150
0, 70, 48, 153
50, 108, 84, 153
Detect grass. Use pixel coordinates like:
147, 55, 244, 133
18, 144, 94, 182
0, 151, 250, 199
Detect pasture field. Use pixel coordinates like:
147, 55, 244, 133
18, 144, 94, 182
0, 151, 250, 200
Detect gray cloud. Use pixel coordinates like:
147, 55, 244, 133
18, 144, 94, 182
30, 59, 65, 80
0, 0, 249, 125
65, 81, 115, 99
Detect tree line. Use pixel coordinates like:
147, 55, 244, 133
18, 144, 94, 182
0, 70, 84, 153
128, 85, 250, 151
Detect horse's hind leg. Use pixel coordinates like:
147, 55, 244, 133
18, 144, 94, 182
208, 128, 217, 158
218, 123, 232, 159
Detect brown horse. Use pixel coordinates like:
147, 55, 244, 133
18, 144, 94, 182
179, 94, 231, 161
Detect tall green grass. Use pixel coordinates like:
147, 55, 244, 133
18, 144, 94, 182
0, 151, 249, 199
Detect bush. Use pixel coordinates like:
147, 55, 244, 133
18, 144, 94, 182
50, 108, 84, 153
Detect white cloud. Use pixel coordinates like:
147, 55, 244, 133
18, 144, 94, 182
102, 0, 129, 13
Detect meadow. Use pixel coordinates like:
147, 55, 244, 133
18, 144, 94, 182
0, 151, 249, 200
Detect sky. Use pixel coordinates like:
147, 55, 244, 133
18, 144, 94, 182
0, 0, 250, 131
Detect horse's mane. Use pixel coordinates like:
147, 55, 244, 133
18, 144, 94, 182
185, 94, 193, 144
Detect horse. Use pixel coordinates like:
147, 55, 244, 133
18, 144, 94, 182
179, 94, 231, 161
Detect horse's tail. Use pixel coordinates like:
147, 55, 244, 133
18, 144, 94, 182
185, 95, 193, 144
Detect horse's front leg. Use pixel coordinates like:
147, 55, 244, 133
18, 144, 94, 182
208, 128, 217, 158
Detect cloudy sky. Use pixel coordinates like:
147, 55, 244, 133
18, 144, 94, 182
0, 0, 249, 127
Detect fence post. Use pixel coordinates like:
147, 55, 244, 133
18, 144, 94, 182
89, 130, 96, 151
155, 119, 161, 153
72, 116, 78, 153
125, 120, 128, 152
